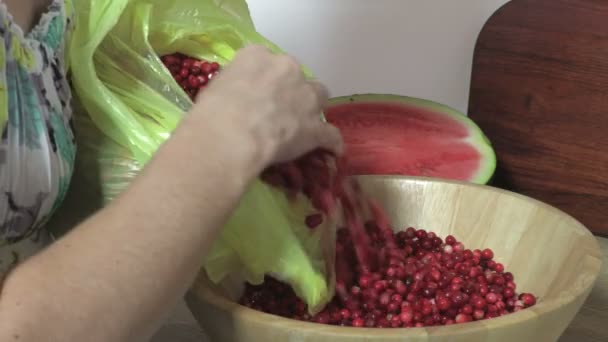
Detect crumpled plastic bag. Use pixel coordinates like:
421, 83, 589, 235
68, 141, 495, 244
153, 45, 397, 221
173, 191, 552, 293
63, 0, 336, 314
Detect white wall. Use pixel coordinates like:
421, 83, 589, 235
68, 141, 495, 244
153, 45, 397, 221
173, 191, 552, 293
247, 0, 509, 113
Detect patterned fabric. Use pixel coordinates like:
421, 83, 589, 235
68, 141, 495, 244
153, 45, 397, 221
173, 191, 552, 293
0, 0, 76, 274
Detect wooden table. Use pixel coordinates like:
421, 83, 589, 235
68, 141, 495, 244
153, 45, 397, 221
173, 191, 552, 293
558, 236, 607, 342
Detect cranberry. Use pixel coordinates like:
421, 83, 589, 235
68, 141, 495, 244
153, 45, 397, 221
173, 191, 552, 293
313, 312, 330, 324
392, 280, 407, 295
390, 315, 402, 328
415, 229, 428, 240
455, 314, 472, 324
486, 293, 498, 304
458, 305, 472, 317
471, 297, 486, 309
421, 304, 433, 316
305, 214, 323, 228
374, 280, 388, 292
445, 235, 457, 245
495, 301, 506, 311
404, 227, 416, 238
359, 275, 373, 288
520, 293, 537, 307
453, 242, 465, 253
352, 318, 365, 327
436, 296, 451, 311
481, 248, 494, 260
377, 317, 391, 328
400, 308, 414, 324
379, 292, 391, 307
340, 308, 351, 320
451, 292, 467, 307
387, 302, 400, 313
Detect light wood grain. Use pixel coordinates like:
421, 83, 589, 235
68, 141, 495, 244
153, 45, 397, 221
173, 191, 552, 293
186, 176, 603, 342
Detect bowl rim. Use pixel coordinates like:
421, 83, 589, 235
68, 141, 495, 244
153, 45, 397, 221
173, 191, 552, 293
191, 175, 604, 337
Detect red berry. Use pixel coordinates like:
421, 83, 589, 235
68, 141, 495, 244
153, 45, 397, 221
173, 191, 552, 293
179, 68, 190, 78
400, 309, 414, 324
340, 308, 351, 320
520, 293, 536, 307
445, 235, 457, 245
471, 297, 486, 309
415, 229, 427, 240
197, 75, 208, 86
162, 54, 180, 66
481, 248, 494, 260
305, 214, 323, 229
503, 287, 515, 299
201, 62, 213, 74
455, 314, 472, 324
436, 296, 451, 311
461, 304, 473, 315
486, 293, 498, 304
352, 318, 365, 327
405, 227, 416, 238
387, 302, 400, 313
359, 275, 372, 288
182, 58, 194, 68
390, 315, 402, 328
188, 75, 199, 88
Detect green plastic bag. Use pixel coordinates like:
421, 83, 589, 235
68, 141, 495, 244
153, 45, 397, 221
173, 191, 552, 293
67, 0, 335, 314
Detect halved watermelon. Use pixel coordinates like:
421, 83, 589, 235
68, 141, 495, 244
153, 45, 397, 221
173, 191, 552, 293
324, 94, 496, 184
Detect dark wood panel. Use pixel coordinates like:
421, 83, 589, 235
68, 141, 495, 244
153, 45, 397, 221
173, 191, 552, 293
468, 0, 608, 235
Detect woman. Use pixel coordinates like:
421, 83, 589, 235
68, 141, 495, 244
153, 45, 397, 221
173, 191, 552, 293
0, 0, 343, 340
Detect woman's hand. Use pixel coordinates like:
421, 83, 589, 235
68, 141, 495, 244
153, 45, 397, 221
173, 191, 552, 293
190, 45, 343, 167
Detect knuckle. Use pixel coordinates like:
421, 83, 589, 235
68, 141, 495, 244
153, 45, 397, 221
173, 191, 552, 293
243, 44, 269, 55
236, 45, 270, 64
275, 55, 300, 75
303, 86, 321, 109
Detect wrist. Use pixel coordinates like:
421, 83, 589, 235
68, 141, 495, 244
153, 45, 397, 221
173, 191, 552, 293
173, 107, 269, 185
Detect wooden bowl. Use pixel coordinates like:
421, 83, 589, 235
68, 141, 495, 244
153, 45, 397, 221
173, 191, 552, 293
186, 176, 603, 342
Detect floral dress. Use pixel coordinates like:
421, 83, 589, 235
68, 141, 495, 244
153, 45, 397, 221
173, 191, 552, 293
0, 0, 76, 276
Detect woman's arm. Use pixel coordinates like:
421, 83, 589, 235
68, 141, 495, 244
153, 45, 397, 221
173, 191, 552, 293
0, 45, 342, 342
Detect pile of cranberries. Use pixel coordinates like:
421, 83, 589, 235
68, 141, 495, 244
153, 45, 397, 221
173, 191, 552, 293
239, 225, 537, 328
161, 53, 222, 100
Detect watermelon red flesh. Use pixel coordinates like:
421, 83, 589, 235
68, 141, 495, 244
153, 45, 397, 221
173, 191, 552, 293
324, 94, 496, 184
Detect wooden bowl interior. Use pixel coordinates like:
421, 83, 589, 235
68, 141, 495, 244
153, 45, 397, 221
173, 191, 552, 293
188, 177, 602, 342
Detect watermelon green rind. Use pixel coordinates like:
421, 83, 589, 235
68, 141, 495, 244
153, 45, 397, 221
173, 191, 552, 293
325, 94, 497, 185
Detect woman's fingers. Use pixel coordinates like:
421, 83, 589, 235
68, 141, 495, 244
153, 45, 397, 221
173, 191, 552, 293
310, 121, 344, 156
